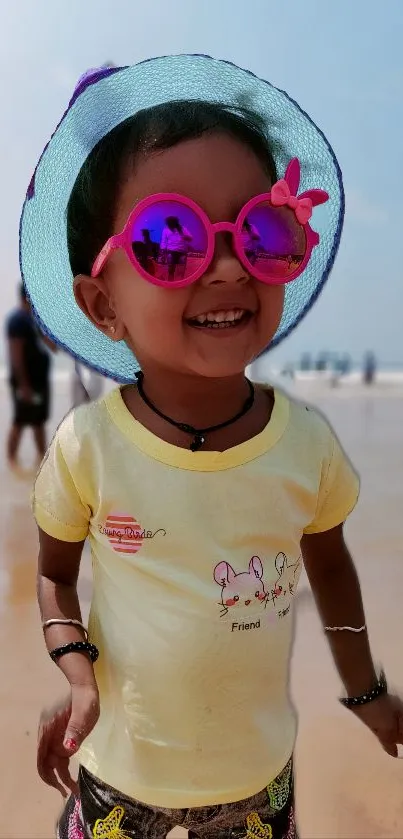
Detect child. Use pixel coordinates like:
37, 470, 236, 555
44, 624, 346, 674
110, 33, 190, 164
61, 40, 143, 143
21, 56, 402, 839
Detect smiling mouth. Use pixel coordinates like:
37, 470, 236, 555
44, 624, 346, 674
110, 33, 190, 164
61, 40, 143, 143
186, 308, 253, 329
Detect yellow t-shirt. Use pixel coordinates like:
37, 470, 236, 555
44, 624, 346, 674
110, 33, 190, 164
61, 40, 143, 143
33, 386, 359, 808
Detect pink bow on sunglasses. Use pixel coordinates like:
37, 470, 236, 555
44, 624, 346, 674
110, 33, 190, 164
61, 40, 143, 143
91, 158, 328, 288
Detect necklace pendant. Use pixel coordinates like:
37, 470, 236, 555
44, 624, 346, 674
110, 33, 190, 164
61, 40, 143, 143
136, 375, 255, 453
190, 434, 205, 452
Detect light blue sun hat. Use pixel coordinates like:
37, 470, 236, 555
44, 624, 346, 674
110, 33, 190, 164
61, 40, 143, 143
20, 54, 344, 383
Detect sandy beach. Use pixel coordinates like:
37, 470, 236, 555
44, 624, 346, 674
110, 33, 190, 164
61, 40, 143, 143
0, 373, 402, 838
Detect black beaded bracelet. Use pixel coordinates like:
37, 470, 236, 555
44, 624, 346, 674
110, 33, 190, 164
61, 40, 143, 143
339, 670, 387, 708
49, 641, 99, 664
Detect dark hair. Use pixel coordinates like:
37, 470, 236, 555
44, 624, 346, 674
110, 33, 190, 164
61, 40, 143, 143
67, 100, 278, 276
165, 215, 182, 233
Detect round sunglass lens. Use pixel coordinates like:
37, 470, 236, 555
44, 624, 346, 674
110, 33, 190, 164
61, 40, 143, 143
241, 203, 306, 280
131, 200, 208, 282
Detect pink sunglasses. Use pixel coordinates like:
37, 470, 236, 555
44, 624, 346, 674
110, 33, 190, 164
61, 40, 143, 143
91, 158, 329, 288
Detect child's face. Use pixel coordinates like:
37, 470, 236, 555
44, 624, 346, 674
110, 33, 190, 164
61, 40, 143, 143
78, 133, 284, 379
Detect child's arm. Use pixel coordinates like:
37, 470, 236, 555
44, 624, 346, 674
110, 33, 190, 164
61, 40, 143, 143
301, 523, 403, 756
37, 529, 99, 793
301, 524, 376, 695
38, 529, 97, 689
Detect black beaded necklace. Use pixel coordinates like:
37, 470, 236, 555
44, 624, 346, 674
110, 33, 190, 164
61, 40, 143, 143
135, 372, 255, 452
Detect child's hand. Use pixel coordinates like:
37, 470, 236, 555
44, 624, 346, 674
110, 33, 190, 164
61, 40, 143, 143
353, 693, 403, 757
37, 684, 99, 796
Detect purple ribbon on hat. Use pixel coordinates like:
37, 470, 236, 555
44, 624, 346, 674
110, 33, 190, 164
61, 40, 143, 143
27, 62, 120, 199
69, 62, 118, 107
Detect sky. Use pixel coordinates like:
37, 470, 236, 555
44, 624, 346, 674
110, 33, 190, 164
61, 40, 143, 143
1, 0, 402, 368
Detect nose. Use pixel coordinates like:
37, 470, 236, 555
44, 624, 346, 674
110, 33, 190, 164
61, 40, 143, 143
201, 231, 248, 287
245, 599, 251, 605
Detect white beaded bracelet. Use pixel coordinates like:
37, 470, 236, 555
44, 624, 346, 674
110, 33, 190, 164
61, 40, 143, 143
324, 625, 366, 633
42, 618, 88, 639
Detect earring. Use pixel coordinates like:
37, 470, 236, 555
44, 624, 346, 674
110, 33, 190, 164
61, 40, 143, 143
109, 324, 116, 335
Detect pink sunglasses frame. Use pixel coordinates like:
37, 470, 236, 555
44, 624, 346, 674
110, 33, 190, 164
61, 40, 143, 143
91, 158, 329, 288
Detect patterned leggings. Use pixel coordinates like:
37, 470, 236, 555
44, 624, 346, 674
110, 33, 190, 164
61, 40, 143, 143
58, 758, 297, 839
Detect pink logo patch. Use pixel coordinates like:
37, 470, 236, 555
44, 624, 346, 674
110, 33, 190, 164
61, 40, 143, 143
101, 513, 144, 555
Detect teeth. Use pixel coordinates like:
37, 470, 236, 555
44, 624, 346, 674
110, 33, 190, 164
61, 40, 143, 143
194, 309, 246, 325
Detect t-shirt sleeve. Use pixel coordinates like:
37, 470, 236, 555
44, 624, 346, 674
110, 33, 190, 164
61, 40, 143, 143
32, 418, 90, 542
304, 431, 360, 534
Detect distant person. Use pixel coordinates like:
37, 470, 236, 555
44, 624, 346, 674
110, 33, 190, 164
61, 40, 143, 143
5, 284, 54, 463
280, 362, 294, 380
241, 218, 261, 265
141, 228, 160, 261
71, 361, 104, 408
132, 240, 152, 274
363, 351, 376, 385
300, 352, 312, 371
329, 354, 351, 388
315, 352, 328, 372
132, 229, 160, 276
160, 215, 192, 279
339, 354, 352, 376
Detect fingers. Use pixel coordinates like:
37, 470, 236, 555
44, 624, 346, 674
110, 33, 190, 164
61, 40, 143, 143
379, 738, 398, 758
38, 750, 78, 798
63, 715, 92, 754
38, 762, 69, 797
385, 697, 403, 756
37, 688, 99, 794
395, 702, 403, 756
53, 755, 79, 797
377, 697, 403, 757
395, 699, 403, 745
38, 716, 69, 796
64, 686, 99, 754
38, 728, 78, 796
37, 744, 69, 797
375, 710, 399, 757
38, 699, 74, 794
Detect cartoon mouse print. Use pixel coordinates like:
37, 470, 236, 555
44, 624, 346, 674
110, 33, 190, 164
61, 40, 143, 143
274, 552, 302, 597
214, 556, 269, 618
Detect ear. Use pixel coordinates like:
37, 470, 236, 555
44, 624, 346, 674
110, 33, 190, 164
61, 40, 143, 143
73, 274, 126, 341
275, 552, 287, 575
249, 556, 263, 579
214, 562, 236, 587
284, 158, 300, 195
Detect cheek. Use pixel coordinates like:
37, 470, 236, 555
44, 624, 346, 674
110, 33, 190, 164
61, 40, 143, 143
112, 268, 189, 351
225, 598, 238, 607
257, 286, 285, 338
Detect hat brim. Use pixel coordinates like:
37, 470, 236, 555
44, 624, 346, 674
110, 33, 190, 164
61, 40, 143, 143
20, 54, 344, 383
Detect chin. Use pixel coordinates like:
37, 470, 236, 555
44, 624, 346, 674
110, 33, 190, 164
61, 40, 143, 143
190, 355, 256, 379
